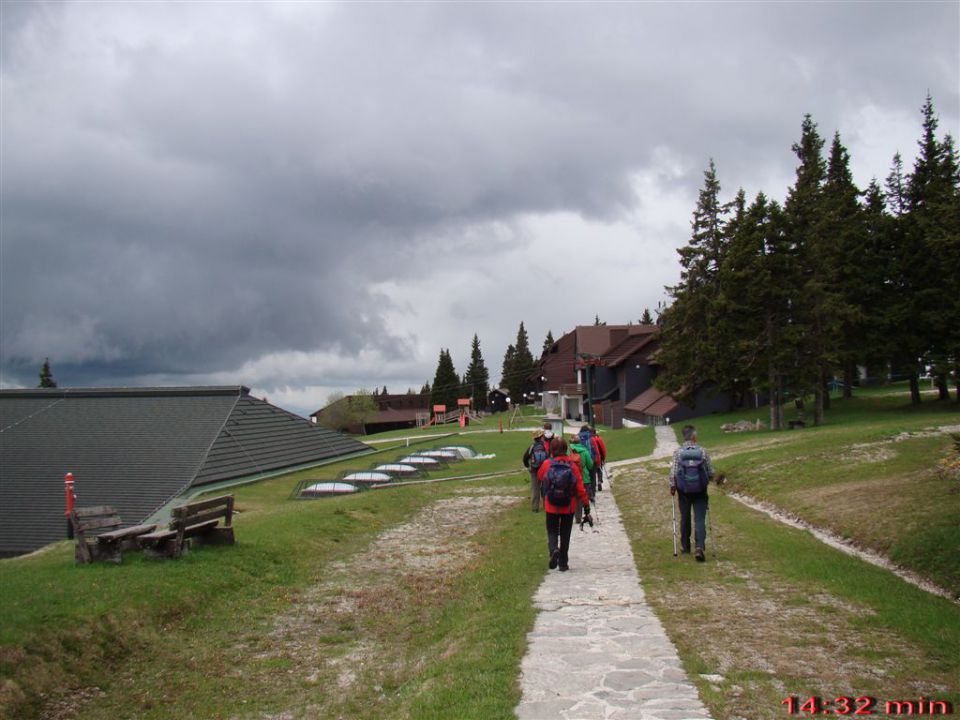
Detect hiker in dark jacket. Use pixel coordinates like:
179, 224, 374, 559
537, 437, 591, 572
589, 425, 607, 491
522, 428, 551, 512
670, 424, 715, 561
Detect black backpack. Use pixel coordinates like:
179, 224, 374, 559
545, 460, 576, 505
676, 446, 709, 494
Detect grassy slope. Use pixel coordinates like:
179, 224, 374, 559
613, 390, 960, 718
0, 429, 546, 720
685, 392, 960, 594
4, 420, 658, 719
617, 476, 960, 719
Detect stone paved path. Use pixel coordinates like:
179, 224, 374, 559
516, 425, 712, 719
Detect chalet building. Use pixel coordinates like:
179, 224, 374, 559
0, 386, 371, 557
532, 324, 660, 424
530, 323, 747, 427
311, 392, 430, 435
487, 388, 510, 414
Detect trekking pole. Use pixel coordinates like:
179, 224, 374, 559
671, 495, 678, 558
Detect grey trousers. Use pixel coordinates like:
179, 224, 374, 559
530, 469, 542, 511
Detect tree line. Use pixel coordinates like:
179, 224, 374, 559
427, 322, 542, 412
655, 95, 960, 428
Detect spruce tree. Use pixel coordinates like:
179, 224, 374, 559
463, 334, 490, 410
906, 97, 960, 401
884, 151, 920, 397
542, 330, 555, 353
783, 114, 833, 424
640, 308, 653, 325
500, 344, 515, 393
717, 192, 790, 426
657, 160, 729, 402
430, 349, 459, 411
861, 179, 896, 381
509, 322, 535, 403
822, 132, 869, 399
38, 358, 57, 388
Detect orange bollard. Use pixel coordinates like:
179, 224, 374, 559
64, 472, 76, 539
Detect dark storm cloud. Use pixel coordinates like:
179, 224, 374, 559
1, 1, 956, 392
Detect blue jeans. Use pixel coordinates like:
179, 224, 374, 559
677, 491, 708, 552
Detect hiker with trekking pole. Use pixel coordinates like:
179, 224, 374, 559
537, 436, 592, 572
522, 426, 553, 512
568, 431, 594, 525
587, 425, 607, 491
670, 424, 715, 562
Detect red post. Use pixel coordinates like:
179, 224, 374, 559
64, 472, 75, 539
498, 418, 503, 433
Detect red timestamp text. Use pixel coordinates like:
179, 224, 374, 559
781, 696, 955, 716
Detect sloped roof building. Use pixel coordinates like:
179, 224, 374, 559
0, 386, 371, 557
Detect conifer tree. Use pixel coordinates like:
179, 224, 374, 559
38, 358, 57, 388
430, 349, 459, 411
906, 97, 960, 401
860, 179, 896, 380
821, 131, 869, 399
500, 344, 515, 392
884, 151, 919, 396
784, 114, 834, 424
717, 192, 790, 426
507, 322, 535, 403
463, 334, 490, 410
657, 160, 729, 402
542, 330, 555, 353
640, 308, 653, 325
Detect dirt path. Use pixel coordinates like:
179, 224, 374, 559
247, 490, 520, 718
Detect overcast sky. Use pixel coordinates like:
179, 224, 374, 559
1, 1, 957, 417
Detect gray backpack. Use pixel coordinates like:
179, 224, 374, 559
676, 446, 708, 494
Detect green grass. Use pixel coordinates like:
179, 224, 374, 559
4, 391, 955, 719
601, 426, 656, 461
615, 465, 960, 720
675, 394, 960, 595
0, 422, 543, 718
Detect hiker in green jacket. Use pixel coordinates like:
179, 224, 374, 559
568, 433, 594, 524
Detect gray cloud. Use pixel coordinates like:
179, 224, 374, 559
1, 1, 957, 411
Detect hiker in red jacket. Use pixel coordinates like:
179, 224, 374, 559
537, 437, 591, 572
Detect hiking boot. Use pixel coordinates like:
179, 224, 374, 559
549, 549, 560, 570
681, 548, 691, 555
558, 564, 569, 572
695, 548, 705, 562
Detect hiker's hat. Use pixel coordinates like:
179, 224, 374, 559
533, 429, 543, 438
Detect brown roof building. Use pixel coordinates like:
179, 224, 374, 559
311, 392, 430, 435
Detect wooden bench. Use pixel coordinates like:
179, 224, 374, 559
138, 495, 235, 559
70, 506, 157, 564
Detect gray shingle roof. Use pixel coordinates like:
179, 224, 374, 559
0, 386, 370, 557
